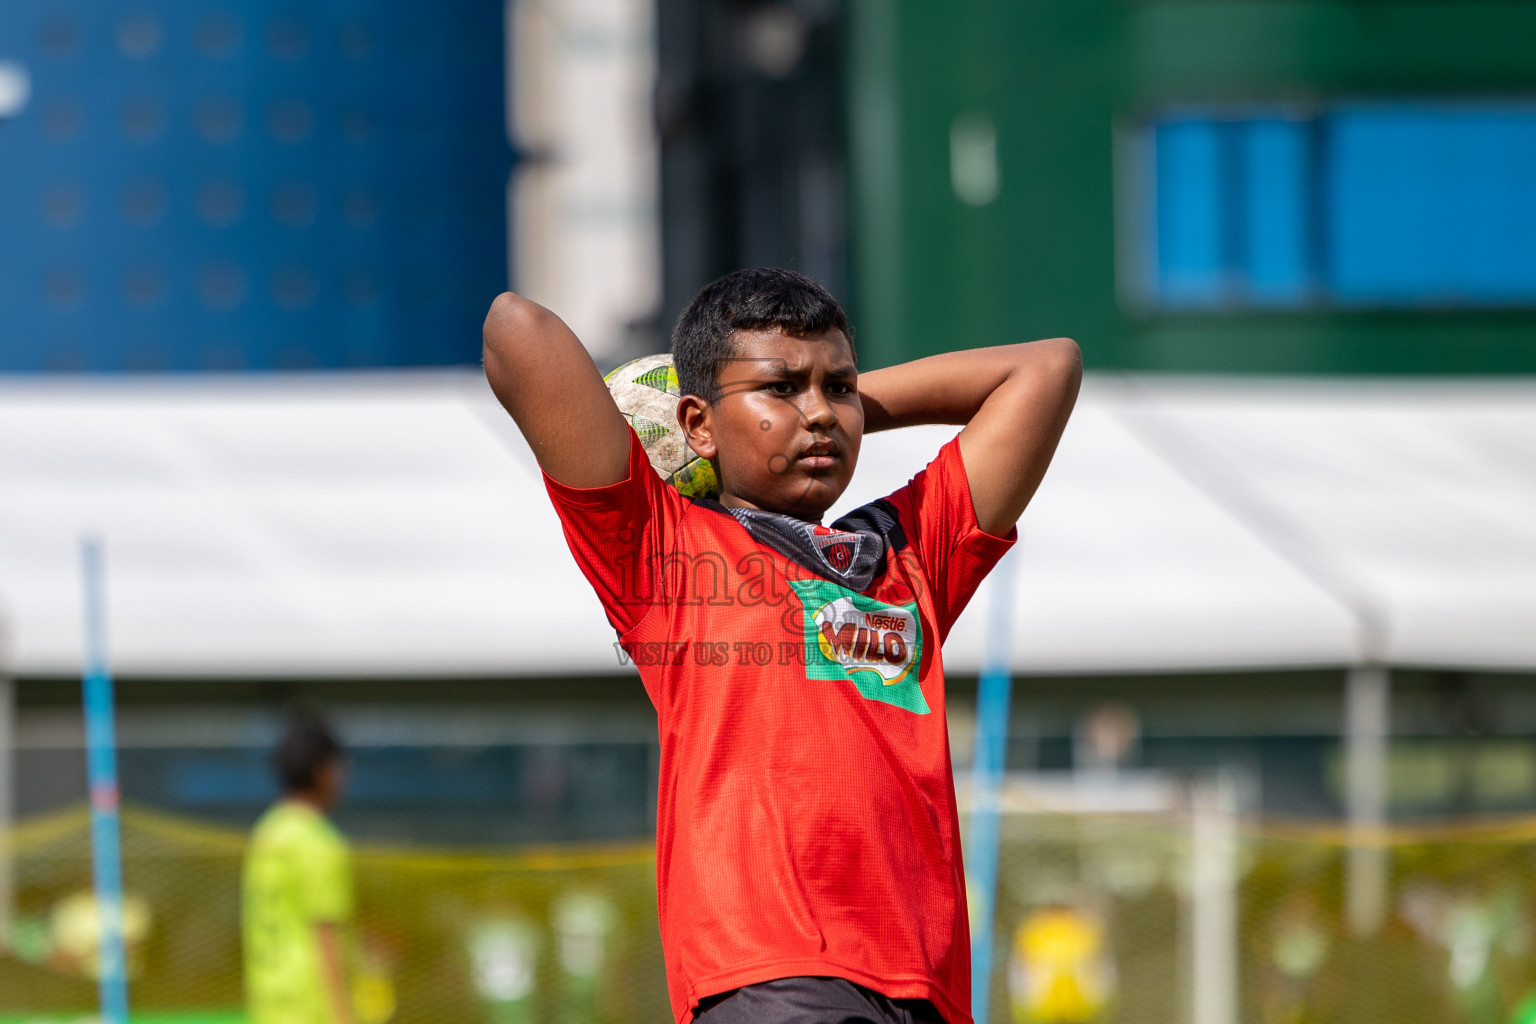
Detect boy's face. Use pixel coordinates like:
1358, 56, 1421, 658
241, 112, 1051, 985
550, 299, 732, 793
313, 755, 347, 811
679, 328, 862, 522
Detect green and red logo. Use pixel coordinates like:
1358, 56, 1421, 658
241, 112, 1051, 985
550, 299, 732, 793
789, 579, 928, 714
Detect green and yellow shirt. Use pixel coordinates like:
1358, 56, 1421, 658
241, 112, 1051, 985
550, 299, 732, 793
242, 801, 353, 1024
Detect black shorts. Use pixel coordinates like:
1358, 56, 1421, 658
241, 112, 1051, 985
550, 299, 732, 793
692, 977, 949, 1024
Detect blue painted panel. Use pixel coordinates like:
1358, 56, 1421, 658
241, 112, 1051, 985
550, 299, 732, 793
1148, 104, 1536, 308
1328, 105, 1536, 304
0, 0, 509, 372
1155, 119, 1225, 306
1241, 119, 1310, 304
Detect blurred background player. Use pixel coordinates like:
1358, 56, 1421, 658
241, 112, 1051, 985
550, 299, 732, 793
242, 713, 355, 1024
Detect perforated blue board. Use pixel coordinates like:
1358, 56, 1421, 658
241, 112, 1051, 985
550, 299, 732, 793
0, 1, 509, 371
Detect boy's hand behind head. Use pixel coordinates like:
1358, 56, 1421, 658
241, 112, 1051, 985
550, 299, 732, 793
677, 328, 862, 523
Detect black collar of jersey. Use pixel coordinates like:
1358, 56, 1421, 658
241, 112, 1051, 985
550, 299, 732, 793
691, 496, 909, 593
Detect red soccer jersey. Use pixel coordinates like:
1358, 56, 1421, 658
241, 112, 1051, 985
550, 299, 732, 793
543, 430, 1014, 1024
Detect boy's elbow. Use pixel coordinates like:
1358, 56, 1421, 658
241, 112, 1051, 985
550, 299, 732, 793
1043, 335, 1081, 364
1055, 337, 1083, 380
483, 292, 555, 363
1022, 336, 1082, 387
485, 291, 543, 338
484, 291, 518, 332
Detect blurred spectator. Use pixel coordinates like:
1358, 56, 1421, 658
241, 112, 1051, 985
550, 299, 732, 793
242, 712, 354, 1024
1008, 904, 1113, 1023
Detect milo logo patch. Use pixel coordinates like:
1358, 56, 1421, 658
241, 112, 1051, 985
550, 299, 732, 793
789, 579, 928, 714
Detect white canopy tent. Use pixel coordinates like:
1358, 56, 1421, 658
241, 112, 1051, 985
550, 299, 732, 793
2, 371, 1533, 940
943, 377, 1536, 674
1, 372, 1533, 679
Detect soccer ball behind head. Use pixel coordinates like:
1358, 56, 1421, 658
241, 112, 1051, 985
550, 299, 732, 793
604, 354, 721, 499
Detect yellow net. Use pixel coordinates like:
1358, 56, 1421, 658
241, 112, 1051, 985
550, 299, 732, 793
0, 805, 666, 1024
981, 811, 1536, 1024
4, 805, 1536, 1024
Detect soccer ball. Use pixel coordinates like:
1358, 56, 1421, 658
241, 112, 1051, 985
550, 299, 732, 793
604, 354, 720, 499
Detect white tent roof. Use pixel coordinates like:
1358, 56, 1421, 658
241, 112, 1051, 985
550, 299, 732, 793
1, 373, 1532, 678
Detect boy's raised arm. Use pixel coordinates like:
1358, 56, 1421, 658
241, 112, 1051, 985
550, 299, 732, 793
483, 292, 633, 488
858, 338, 1082, 537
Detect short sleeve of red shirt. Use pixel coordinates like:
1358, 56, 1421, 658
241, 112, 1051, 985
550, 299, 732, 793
541, 428, 682, 636
882, 436, 1016, 639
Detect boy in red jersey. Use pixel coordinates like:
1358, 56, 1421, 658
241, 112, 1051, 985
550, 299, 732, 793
483, 269, 1080, 1024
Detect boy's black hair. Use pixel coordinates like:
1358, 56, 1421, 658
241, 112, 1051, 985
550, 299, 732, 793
672, 268, 853, 403
274, 712, 342, 794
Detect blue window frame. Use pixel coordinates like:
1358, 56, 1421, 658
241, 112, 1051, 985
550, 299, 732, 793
1139, 103, 1536, 309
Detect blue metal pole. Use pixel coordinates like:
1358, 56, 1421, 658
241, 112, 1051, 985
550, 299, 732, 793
968, 552, 1017, 1024
81, 537, 130, 1024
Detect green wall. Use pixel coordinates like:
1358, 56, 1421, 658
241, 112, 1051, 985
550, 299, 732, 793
849, 0, 1536, 374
